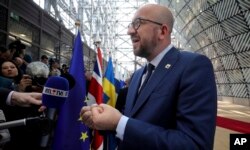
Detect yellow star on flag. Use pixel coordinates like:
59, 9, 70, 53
80, 131, 88, 142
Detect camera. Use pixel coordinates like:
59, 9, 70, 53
25, 61, 50, 92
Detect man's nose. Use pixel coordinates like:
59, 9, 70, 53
127, 26, 136, 35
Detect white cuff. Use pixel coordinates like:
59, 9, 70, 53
116, 115, 129, 140
6, 91, 14, 106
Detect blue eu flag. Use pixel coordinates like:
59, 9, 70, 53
52, 31, 90, 150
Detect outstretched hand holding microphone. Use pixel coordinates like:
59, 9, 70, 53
0, 76, 69, 130
40, 76, 70, 148
0, 61, 72, 147
10, 91, 42, 107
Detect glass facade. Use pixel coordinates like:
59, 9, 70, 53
160, 0, 250, 100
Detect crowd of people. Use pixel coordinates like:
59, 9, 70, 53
0, 40, 69, 149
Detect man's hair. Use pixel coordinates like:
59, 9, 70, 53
8, 40, 21, 50
41, 55, 48, 60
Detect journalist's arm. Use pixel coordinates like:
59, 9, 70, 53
0, 87, 42, 107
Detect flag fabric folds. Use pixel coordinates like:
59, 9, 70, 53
103, 56, 118, 150
87, 47, 103, 105
52, 31, 90, 150
103, 57, 117, 106
114, 78, 122, 96
87, 47, 104, 150
119, 79, 126, 89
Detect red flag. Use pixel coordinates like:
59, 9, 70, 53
87, 47, 103, 150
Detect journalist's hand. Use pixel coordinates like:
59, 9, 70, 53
11, 92, 42, 107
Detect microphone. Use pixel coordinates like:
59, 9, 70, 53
0, 115, 47, 130
0, 110, 10, 145
42, 76, 69, 109
40, 76, 69, 148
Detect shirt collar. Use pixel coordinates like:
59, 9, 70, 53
149, 44, 174, 68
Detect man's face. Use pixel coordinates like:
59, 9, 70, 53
127, 12, 159, 58
42, 58, 48, 65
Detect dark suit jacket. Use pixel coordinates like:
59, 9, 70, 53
120, 47, 217, 150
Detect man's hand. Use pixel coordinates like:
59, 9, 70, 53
80, 106, 94, 128
80, 104, 122, 131
11, 92, 42, 107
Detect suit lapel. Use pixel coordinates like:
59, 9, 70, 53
124, 68, 144, 116
128, 47, 180, 117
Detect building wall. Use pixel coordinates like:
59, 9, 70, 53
0, 0, 99, 71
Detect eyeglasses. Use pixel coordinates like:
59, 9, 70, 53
128, 18, 163, 31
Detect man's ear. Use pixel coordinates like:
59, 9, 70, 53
159, 24, 169, 40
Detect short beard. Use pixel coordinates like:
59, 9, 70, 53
134, 37, 157, 59
135, 46, 150, 58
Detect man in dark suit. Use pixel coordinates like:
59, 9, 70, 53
80, 4, 217, 150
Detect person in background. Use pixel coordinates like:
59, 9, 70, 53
13, 57, 24, 68
7, 40, 20, 60
80, 4, 217, 150
0, 46, 11, 61
60, 64, 69, 75
0, 46, 22, 89
13, 43, 32, 73
0, 60, 43, 150
0, 60, 27, 91
49, 58, 61, 76
115, 77, 131, 113
40, 55, 49, 65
